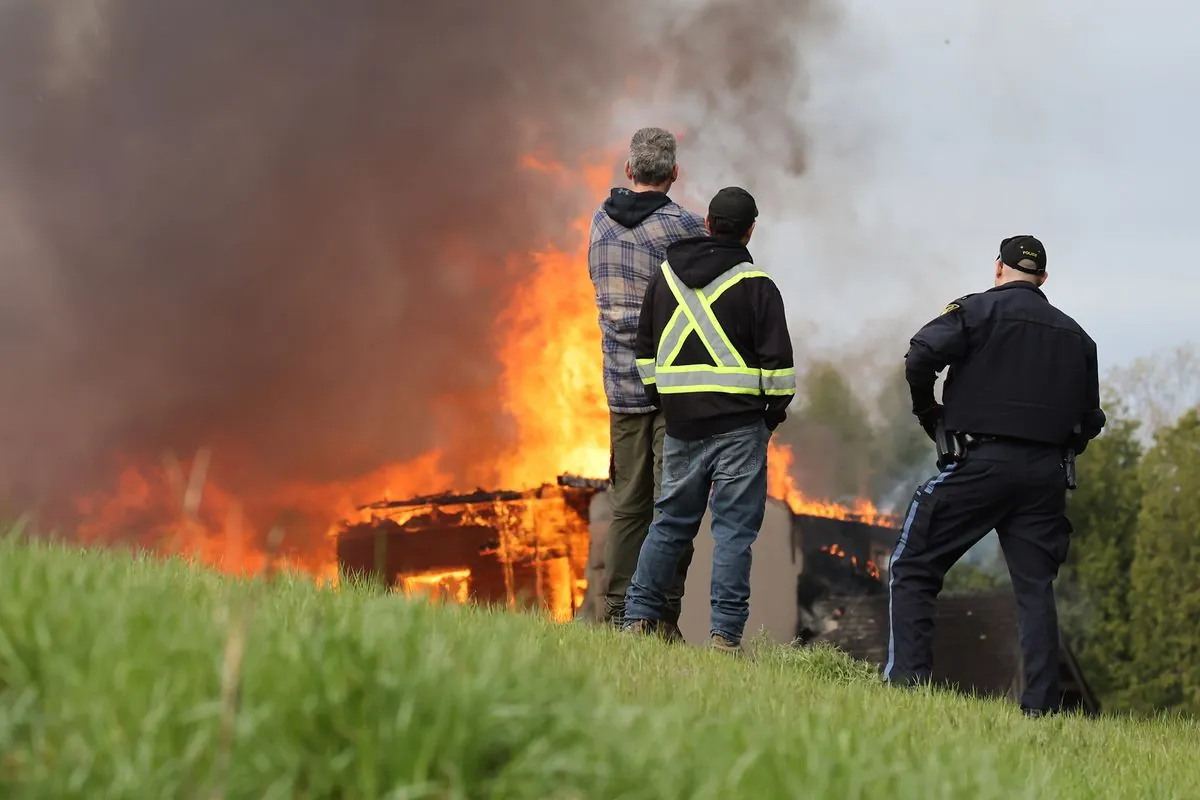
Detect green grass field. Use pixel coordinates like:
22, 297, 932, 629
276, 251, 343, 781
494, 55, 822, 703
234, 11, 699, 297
2, 526, 1197, 799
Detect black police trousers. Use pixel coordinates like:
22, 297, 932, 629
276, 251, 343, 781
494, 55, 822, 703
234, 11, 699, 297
883, 439, 1072, 712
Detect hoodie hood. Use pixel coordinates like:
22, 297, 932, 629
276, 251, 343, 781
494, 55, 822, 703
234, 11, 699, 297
602, 187, 673, 228
664, 236, 754, 288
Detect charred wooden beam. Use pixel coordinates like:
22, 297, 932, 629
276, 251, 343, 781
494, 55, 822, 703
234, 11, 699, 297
358, 474, 606, 514
557, 473, 609, 490
336, 477, 601, 621
358, 487, 526, 512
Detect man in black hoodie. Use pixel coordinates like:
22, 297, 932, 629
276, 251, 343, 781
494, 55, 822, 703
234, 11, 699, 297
623, 186, 796, 653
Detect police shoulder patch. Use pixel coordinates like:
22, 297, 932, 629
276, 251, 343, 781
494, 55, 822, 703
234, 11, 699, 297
939, 293, 974, 315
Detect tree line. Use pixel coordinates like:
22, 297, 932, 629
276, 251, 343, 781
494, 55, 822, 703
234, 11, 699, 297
773, 343, 1200, 717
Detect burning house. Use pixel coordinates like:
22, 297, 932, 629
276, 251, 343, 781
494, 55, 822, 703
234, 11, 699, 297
336, 475, 608, 622
335, 468, 899, 638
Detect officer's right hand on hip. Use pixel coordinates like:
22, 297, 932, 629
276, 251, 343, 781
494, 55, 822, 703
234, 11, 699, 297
916, 404, 943, 441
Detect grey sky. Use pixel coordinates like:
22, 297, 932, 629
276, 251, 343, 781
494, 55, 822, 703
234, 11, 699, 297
644, 0, 1199, 375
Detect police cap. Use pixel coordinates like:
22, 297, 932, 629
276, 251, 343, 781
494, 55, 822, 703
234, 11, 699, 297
998, 235, 1047, 274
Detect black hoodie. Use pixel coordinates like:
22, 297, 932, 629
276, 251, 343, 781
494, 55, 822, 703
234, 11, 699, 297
634, 235, 796, 440
602, 187, 674, 228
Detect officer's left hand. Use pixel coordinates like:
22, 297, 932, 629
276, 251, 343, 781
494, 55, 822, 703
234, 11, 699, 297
916, 404, 943, 441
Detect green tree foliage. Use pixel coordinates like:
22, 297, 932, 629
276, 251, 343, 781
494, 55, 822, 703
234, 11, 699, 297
1104, 343, 1200, 440
868, 366, 935, 501
1124, 408, 1200, 713
772, 361, 933, 508
775, 361, 874, 502
1058, 410, 1144, 709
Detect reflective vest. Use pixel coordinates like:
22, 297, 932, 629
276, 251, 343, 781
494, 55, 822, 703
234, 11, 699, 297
636, 260, 796, 396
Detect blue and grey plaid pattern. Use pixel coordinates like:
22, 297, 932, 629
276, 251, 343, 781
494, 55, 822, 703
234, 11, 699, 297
588, 201, 706, 414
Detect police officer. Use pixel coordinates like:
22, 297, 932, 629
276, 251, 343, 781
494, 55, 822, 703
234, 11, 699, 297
885, 235, 1106, 717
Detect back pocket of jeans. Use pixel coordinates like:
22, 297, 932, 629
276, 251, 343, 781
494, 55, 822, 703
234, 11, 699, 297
712, 433, 763, 480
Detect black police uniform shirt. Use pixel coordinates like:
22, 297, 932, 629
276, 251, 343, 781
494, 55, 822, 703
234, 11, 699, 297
905, 281, 1106, 450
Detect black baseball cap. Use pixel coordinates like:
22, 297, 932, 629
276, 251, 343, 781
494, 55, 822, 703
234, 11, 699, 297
708, 187, 758, 235
998, 235, 1047, 274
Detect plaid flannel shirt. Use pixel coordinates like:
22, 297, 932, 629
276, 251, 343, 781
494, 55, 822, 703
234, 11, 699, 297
587, 200, 707, 414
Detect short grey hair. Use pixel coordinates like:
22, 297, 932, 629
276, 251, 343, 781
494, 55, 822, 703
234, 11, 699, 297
628, 127, 678, 186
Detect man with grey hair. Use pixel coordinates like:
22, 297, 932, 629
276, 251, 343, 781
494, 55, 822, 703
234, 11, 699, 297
586, 127, 706, 637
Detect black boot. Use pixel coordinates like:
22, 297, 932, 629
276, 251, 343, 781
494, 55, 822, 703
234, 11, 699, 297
1021, 706, 1059, 719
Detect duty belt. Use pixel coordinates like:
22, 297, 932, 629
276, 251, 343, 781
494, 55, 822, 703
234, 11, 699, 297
959, 432, 1078, 490
934, 425, 1038, 470
962, 433, 1037, 446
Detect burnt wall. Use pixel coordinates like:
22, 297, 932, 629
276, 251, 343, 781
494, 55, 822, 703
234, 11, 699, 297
337, 520, 511, 604
792, 513, 898, 570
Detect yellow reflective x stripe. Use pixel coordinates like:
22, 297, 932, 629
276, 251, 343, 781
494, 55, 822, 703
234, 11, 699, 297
657, 265, 773, 368
695, 285, 746, 370
657, 306, 689, 366
707, 270, 772, 304
660, 264, 726, 367
692, 268, 772, 371
653, 262, 790, 397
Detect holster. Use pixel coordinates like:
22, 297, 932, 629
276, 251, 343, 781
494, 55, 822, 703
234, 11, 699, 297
1062, 423, 1080, 491
933, 418, 966, 471
1063, 449, 1078, 491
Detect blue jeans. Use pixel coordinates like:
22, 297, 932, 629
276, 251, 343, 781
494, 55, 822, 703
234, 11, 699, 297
624, 420, 770, 644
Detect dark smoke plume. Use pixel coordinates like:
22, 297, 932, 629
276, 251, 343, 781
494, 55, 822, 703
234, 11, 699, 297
659, 0, 838, 184
0, 0, 835, 540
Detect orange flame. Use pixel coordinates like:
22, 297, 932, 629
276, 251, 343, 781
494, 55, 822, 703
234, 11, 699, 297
767, 440, 894, 526
72, 147, 894, 585
397, 568, 472, 605
489, 156, 613, 488
820, 543, 882, 580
